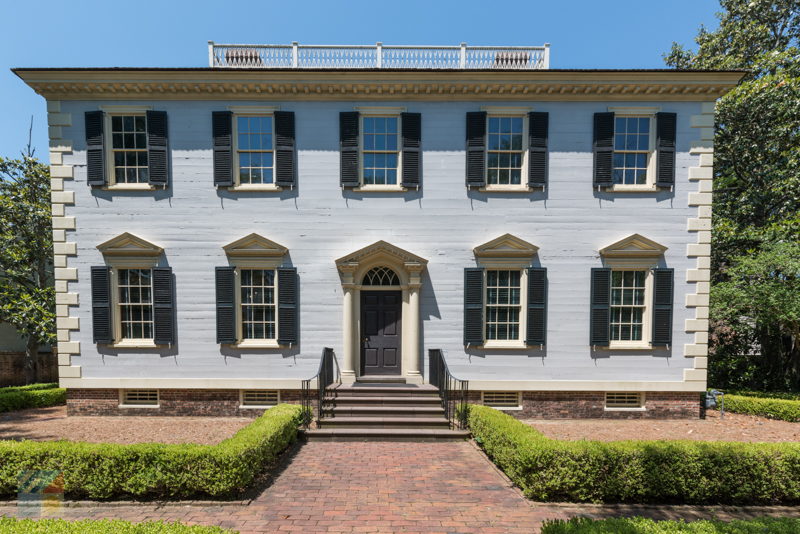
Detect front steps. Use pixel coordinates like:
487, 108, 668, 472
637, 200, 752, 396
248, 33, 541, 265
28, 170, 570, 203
301, 383, 470, 441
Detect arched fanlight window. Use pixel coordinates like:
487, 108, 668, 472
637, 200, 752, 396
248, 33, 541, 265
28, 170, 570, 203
362, 266, 400, 286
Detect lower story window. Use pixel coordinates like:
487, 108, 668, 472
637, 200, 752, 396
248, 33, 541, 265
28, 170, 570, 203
610, 270, 646, 341
240, 269, 276, 340
605, 392, 644, 409
485, 270, 521, 340
121, 389, 159, 406
118, 268, 153, 340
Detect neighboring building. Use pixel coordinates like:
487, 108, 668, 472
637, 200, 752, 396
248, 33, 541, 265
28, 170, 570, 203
0, 322, 56, 386
14, 42, 742, 420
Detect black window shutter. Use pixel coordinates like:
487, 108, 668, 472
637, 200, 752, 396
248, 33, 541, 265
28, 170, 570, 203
463, 268, 485, 345
152, 267, 174, 345
655, 112, 677, 188
526, 268, 547, 345
146, 110, 169, 186
212, 111, 234, 187
590, 268, 611, 345
91, 266, 112, 343
400, 112, 421, 188
465, 111, 487, 187
215, 266, 236, 344
85, 111, 106, 186
274, 111, 296, 187
652, 268, 674, 346
340, 111, 360, 187
277, 268, 298, 345
528, 112, 549, 188
593, 112, 614, 187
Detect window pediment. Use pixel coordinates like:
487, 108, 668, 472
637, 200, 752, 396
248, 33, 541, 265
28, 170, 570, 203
97, 232, 163, 257
474, 234, 539, 259
223, 233, 288, 259
599, 234, 667, 258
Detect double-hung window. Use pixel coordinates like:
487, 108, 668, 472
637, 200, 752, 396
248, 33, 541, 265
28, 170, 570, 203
117, 268, 154, 341
485, 270, 523, 341
239, 268, 277, 341
235, 115, 275, 186
110, 114, 148, 184
612, 115, 653, 186
609, 270, 648, 343
362, 116, 400, 186
486, 116, 525, 186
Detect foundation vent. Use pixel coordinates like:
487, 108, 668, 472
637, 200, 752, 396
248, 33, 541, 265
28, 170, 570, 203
482, 391, 521, 408
242, 390, 279, 406
121, 389, 159, 406
605, 392, 644, 409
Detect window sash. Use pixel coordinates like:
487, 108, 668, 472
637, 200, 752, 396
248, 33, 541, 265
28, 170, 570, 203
485, 270, 522, 341
239, 268, 277, 341
234, 115, 275, 185
361, 115, 400, 186
612, 115, 653, 186
117, 268, 154, 341
610, 270, 647, 342
109, 114, 148, 184
486, 115, 526, 186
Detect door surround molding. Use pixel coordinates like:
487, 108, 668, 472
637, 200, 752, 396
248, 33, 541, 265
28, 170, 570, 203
335, 241, 427, 384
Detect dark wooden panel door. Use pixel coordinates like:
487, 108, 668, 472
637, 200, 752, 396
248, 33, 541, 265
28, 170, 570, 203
361, 291, 402, 376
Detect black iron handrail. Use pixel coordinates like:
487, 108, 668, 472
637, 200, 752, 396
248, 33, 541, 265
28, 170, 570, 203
300, 347, 340, 428
428, 348, 469, 430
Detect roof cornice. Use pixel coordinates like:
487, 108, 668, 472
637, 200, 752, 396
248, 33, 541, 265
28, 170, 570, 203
13, 69, 745, 101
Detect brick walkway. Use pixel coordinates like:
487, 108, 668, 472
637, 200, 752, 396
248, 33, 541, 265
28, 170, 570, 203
2, 441, 799, 533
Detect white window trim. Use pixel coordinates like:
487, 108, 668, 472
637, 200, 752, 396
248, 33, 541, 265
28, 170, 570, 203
102, 107, 155, 190
480, 113, 530, 192
229, 111, 282, 192
356, 110, 405, 192
607, 267, 654, 350
239, 389, 280, 409
604, 392, 646, 411
481, 268, 528, 349
107, 258, 162, 348
481, 391, 522, 410
230, 259, 283, 349
118, 388, 160, 408
607, 108, 658, 192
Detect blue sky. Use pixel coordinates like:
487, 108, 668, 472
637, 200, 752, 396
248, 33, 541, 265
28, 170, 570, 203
1, 0, 720, 160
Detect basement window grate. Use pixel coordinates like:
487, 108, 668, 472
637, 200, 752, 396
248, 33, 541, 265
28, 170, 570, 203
482, 391, 521, 408
241, 390, 279, 406
121, 389, 159, 406
605, 392, 644, 409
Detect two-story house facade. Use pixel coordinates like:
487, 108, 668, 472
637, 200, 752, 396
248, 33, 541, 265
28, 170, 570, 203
15, 42, 743, 420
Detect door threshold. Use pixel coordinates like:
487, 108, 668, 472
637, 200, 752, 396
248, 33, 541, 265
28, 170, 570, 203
356, 376, 407, 384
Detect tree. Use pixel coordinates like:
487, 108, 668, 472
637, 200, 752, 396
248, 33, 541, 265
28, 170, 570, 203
665, 0, 800, 390
0, 144, 54, 383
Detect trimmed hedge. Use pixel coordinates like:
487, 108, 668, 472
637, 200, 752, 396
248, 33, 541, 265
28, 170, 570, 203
726, 390, 800, 401
719, 394, 800, 422
0, 518, 232, 533
468, 404, 800, 504
0, 384, 65, 413
0, 403, 303, 499
541, 517, 800, 533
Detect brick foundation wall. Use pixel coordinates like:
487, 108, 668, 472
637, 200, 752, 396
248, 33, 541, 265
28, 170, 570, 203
469, 391, 701, 419
67, 388, 304, 417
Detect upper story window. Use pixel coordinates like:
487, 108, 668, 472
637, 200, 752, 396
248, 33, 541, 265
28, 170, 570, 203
487, 116, 525, 186
110, 115, 149, 184
362, 116, 400, 186
613, 116, 652, 186
236, 115, 274, 185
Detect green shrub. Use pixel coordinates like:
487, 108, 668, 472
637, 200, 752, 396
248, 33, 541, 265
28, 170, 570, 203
0, 517, 232, 533
1, 383, 59, 392
0, 387, 66, 413
468, 404, 800, 504
541, 517, 800, 533
721, 394, 800, 422
725, 390, 800, 401
0, 403, 302, 500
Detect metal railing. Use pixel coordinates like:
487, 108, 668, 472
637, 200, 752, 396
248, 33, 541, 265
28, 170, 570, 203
209, 41, 550, 70
428, 349, 469, 430
300, 347, 340, 428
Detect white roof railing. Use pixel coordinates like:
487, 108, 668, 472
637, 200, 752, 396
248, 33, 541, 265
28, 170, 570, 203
208, 41, 550, 70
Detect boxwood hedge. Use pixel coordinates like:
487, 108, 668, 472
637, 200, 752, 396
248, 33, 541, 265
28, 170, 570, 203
0, 518, 232, 533
541, 517, 800, 533
721, 394, 800, 422
0, 384, 65, 413
468, 404, 800, 504
0, 403, 303, 500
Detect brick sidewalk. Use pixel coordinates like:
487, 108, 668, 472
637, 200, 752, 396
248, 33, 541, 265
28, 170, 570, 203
2, 441, 799, 533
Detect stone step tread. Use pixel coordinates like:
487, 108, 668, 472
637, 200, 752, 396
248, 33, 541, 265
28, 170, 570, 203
321, 417, 450, 425
323, 395, 442, 403
324, 405, 445, 414
329, 385, 439, 395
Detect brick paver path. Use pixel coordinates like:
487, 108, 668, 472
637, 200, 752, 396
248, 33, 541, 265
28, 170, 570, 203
2, 441, 799, 533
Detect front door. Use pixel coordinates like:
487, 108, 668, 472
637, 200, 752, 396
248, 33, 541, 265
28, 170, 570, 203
360, 291, 402, 376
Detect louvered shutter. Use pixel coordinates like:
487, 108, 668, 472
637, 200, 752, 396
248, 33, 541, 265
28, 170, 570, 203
274, 111, 296, 187
652, 268, 674, 346
655, 112, 677, 188
85, 111, 106, 186
212, 111, 234, 187
91, 266, 112, 343
277, 268, 298, 345
401, 112, 421, 188
152, 267, 174, 345
593, 112, 614, 187
526, 268, 547, 345
590, 268, 611, 345
463, 268, 485, 345
340, 112, 360, 187
146, 110, 169, 186
215, 267, 236, 344
528, 112, 548, 188
465, 112, 487, 187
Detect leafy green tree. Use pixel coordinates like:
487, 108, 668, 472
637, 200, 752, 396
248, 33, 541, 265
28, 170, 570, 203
0, 149, 54, 383
665, 0, 800, 390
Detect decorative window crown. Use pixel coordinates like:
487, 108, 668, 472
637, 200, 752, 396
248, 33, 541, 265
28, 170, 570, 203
363, 266, 400, 286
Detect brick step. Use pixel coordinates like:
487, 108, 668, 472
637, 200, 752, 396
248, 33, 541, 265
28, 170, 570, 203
323, 395, 442, 406
301, 428, 470, 442
323, 405, 445, 417
320, 417, 451, 429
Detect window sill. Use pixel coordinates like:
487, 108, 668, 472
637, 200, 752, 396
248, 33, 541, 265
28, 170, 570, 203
227, 184, 283, 192
604, 406, 646, 412
102, 184, 157, 191
118, 404, 160, 409
110, 340, 161, 349
478, 185, 535, 193
352, 185, 408, 193
486, 405, 523, 411
239, 404, 277, 410
234, 340, 284, 349
607, 343, 653, 350
603, 184, 660, 193
480, 341, 529, 350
